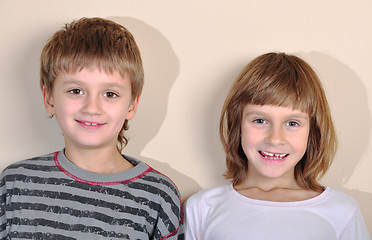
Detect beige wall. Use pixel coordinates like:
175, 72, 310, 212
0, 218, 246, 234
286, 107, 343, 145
1, 0, 371, 232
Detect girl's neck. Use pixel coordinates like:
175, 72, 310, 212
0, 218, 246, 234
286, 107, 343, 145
234, 185, 322, 202
234, 178, 322, 202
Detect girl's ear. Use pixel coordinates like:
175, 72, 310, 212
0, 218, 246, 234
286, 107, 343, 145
126, 95, 140, 120
43, 86, 56, 116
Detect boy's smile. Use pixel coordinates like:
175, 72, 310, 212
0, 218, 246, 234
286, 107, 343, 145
43, 67, 138, 152
75, 120, 106, 129
240, 104, 310, 186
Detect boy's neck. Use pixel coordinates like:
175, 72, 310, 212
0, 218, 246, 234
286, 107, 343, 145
64, 144, 134, 174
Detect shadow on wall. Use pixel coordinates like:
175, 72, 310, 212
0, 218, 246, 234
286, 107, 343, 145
108, 16, 201, 202
202, 62, 250, 188
11, 24, 65, 159
304, 52, 372, 233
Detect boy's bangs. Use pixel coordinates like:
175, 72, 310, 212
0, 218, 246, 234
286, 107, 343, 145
57, 55, 126, 77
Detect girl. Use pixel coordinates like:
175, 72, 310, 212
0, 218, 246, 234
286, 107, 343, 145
184, 52, 370, 239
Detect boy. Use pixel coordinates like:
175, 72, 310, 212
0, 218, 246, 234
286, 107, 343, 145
0, 17, 184, 239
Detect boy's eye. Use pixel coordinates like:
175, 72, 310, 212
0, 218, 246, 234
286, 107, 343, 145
103, 92, 118, 98
69, 89, 83, 95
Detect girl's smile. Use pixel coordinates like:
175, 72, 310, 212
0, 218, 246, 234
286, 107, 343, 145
259, 150, 289, 162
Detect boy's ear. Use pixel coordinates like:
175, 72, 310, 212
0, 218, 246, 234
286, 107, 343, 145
42, 86, 56, 116
126, 95, 140, 120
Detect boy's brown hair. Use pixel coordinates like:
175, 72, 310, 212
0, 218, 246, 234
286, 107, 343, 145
219, 52, 337, 191
40, 17, 144, 151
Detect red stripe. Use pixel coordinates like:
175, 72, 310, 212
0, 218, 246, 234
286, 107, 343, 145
53, 151, 153, 186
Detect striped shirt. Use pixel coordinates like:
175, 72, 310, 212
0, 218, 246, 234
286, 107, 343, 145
0, 150, 184, 240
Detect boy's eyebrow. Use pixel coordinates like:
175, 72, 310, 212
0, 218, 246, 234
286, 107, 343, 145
62, 79, 126, 89
62, 79, 86, 86
101, 82, 126, 89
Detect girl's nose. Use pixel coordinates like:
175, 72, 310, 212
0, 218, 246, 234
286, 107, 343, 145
267, 126, 285, 145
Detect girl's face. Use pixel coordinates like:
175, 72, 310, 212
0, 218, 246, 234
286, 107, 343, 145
240, 104, 310, 185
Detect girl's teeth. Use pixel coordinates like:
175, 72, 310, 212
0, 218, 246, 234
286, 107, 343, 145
261, 151, 287, 159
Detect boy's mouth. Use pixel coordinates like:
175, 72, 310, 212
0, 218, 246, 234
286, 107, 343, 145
259, 151, 288, 160
82, 122, 98, 126
76, 120, 105, 127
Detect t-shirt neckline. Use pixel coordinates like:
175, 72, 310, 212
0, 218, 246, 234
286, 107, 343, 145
227, 183, 332, 207
54, 150, 152, 186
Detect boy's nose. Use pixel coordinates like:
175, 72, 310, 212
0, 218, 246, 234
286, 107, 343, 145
82, 95, 102, 115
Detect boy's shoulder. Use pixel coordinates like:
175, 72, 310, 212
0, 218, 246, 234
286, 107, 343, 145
1, 151, 182, 203
1, 152, 184, 239
1, 152, 57, 175
0, 152, 60, 193
125, 154, 182, 199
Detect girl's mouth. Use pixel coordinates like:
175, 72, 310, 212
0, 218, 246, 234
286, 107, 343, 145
259, 151, 289, 161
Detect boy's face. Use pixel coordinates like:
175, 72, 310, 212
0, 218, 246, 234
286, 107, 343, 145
43, 68, 138, 151
240, 104, 310, 185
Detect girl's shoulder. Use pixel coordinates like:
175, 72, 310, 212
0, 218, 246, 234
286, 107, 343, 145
186, 185, 360, 211
185, 184, 230, 208
319, 187, 360, 211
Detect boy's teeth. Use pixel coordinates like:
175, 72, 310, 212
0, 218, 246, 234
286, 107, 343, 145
84, 122, 97, 126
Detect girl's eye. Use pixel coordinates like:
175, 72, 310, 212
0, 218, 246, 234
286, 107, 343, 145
253, 119, 266, 124
103, 92, 118, 98
69, 89, 83, 95
287, 121, 299, 127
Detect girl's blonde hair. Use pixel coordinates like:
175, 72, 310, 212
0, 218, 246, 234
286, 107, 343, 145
220, 52, 337, 191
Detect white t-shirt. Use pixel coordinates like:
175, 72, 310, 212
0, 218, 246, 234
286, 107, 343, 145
184, 184, 370, 240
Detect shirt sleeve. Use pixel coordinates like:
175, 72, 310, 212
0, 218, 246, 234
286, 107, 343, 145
161, 216, 184, 240
339, 207, 371, 240
0, 170, 8, 238
184, 194, 201, 240
153, 178, 185, 240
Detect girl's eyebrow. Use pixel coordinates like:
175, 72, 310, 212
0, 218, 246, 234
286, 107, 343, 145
288, 114, 309, 120
245, 111, 309, 120
243, 111, 269, 119
245, 111, 265, 117
244, 110, 270, 116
